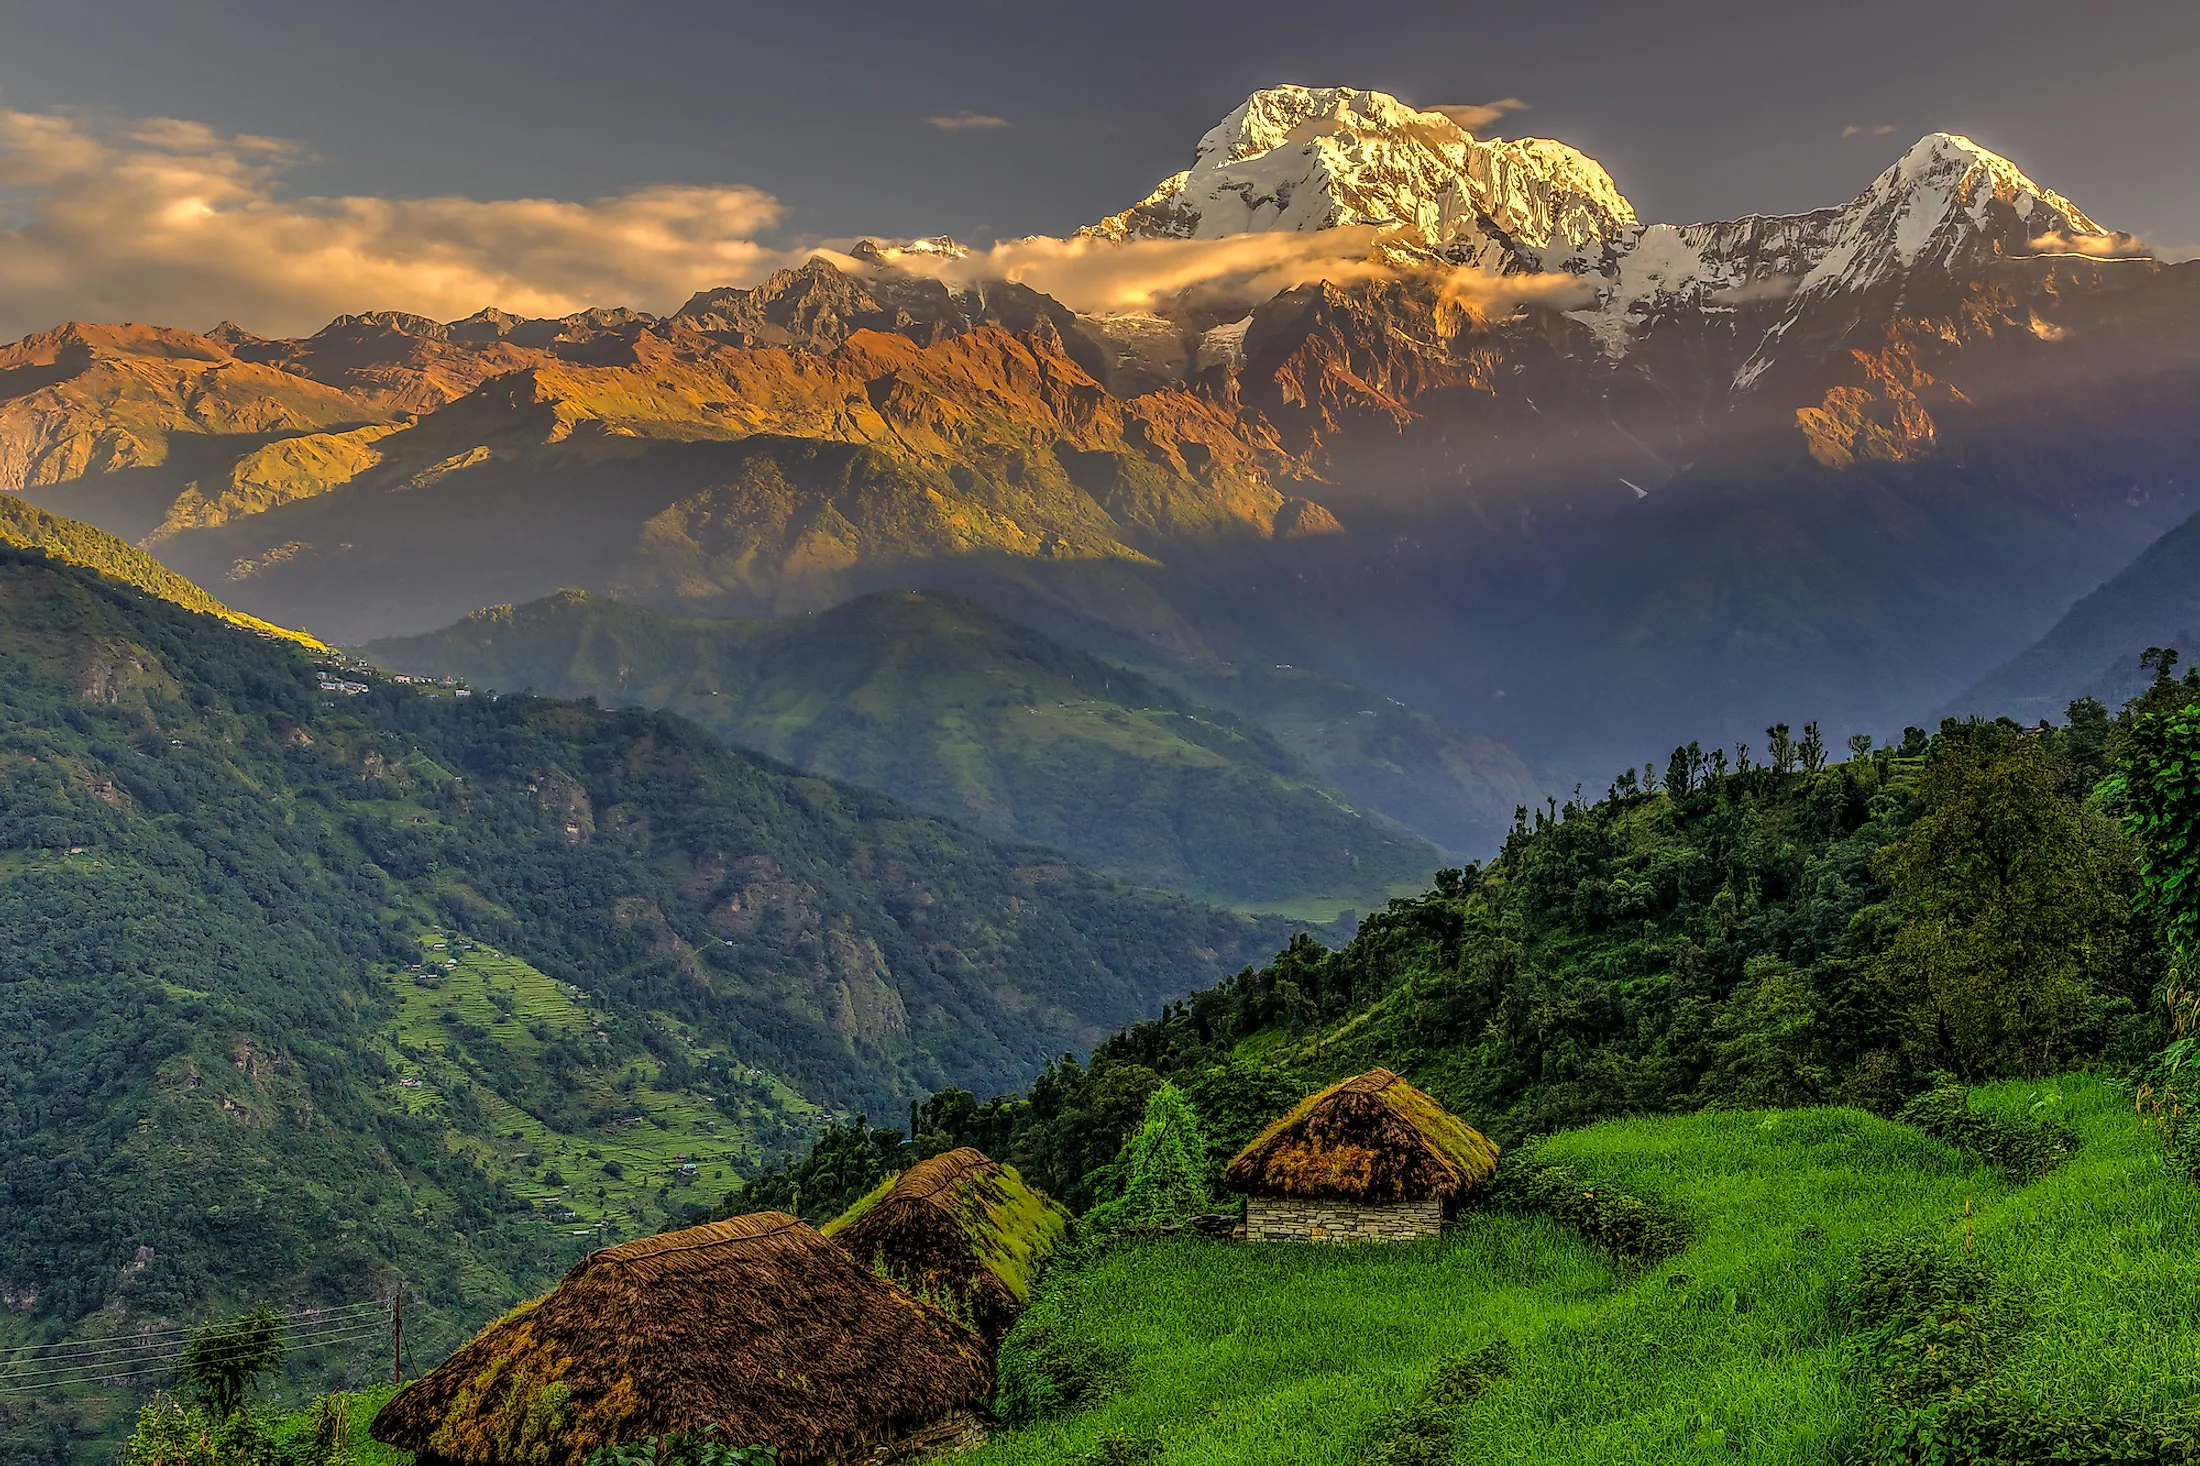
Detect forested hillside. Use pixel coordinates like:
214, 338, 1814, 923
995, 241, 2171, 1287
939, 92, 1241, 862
367, 588, 1445, 914
0, 494, 320, 648
0, 549, 1283, 1459
739, 697, 2170, 1219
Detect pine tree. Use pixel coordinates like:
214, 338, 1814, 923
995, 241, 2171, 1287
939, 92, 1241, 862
1082, 1082, 1213, 1239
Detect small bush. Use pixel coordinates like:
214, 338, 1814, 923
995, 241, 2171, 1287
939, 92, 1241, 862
1068, 1435, 1162, 1466
1361, 1340, 1514, 1466
1846, 1239, 2199, 1461
1483, 1148, 1688, 1264
123, 1385, 411, 1466
1897, 1078, 2076, 1178
123, 1397, 270, 1466
993, 1284, 1134, 1427
1847, 1238, 2009, 1406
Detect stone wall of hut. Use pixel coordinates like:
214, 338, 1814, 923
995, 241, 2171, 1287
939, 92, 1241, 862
1243, 1196, 1443, 1243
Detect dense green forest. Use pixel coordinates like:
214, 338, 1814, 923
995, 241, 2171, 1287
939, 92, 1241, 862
0, 494, 321, 649
737, 685, 2180, 1221
366, 588, 1446, 917
0, 549, 1284, 1463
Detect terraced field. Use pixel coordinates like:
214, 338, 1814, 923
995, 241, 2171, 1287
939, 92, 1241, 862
378, 933, 819, 1240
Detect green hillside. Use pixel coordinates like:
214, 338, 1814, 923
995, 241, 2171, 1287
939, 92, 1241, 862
0, 550, 1285, 1462
972, 1077, 2194, 1464
725, 677, 2200, 1460
364, 589, 1444, 917
0, 492, 324, 648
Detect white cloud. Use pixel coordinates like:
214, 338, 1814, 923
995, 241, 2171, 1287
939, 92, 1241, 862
1841, 124, 1897, 138
0, 106, 1592, 345
2027, 228, 2153, 259
0, 108, 815, 339
848, 226, 1592, 321
926, 112, 1011, 132
1428, 98, 1530, 134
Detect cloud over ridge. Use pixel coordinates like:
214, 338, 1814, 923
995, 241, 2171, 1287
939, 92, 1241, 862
850, 225, 1591, 320
0, 107, 1589, 342
0, 109, 814, 338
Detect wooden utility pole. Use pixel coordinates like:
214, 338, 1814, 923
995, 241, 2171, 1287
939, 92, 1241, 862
392, 1292, 404, 1385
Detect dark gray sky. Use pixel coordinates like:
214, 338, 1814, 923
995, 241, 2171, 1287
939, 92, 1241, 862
3, 0, 2197, 247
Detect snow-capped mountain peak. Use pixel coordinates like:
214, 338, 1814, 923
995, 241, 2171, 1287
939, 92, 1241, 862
1554, 129, 2117, 372
1085, 85, 1636, 255
1798, 131, 2103, 295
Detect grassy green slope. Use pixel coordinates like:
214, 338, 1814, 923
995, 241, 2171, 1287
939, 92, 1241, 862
0, 492, 324, 648
364, 589, 1443, 917
974, 1075, 2192, 1464
380, 930, 817, 1233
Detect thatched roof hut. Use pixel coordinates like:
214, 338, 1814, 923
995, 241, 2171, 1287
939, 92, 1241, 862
826, 1147, 1068, 1345
1223, 1069, 1497, 1241
370, 1212, 991, 1466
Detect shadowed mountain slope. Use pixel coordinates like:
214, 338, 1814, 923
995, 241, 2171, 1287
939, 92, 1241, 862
1952, 504, 2200, 722
365, 589, 1448, 915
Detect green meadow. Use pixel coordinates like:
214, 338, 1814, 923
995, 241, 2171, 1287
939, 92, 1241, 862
972, 1074, 2200, 1465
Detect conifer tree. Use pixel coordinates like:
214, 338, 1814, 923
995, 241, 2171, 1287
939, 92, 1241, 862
1082, 1082, 1213, 1239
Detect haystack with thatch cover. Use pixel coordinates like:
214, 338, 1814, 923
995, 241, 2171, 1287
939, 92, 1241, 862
369, 1211, 991, 1466
825, 1147, 1068, 1346
1223, 1068, 1498, 1243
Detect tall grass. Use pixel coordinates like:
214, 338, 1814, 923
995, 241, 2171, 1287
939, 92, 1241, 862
972, 1074, 2200, 1464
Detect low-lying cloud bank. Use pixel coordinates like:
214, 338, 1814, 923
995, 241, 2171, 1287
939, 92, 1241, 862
0, 107, 1589, 343
2025, 228, 2154, 260
0, 109, 815, 339
845, 227, 1593, 320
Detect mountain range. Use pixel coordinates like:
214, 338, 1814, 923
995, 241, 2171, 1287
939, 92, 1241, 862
362, 588, 1459, 916
7, 83, 2199, 795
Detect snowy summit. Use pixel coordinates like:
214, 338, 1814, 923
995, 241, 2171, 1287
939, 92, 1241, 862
1083, 85, 1637, 257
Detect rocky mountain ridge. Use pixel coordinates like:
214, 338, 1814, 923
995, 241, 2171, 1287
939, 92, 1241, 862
4, 86, 2196, 788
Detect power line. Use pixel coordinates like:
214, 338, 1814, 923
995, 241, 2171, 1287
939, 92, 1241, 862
1, 1311, 391, 1373
0, 1302, 387, 1363
0, 1309, 390, 1371
0, 1321, 393, 1391
0, 1327, 391, 1398
0, 1314, 393, 1394
4, 1315, 389, 1370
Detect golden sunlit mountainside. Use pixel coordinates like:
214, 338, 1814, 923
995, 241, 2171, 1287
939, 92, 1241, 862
11, 101, 2200, 789
9, 282, 1338, 637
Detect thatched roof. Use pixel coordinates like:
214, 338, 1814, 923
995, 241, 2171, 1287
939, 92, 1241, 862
826, 1148, 1068, 1346
370, 1211, 990, 1466
1223, 1068, 1499, 1205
